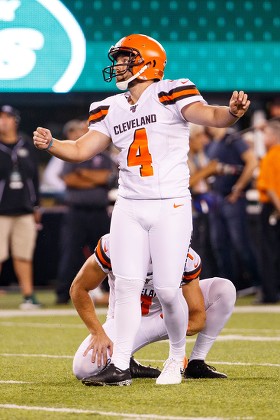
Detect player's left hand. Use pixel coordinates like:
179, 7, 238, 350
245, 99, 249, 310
229, 91, 250, 118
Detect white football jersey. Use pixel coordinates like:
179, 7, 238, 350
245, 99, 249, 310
94, 234, 202, 319
89, 79, 206, 199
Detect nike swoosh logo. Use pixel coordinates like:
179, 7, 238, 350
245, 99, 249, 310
173, 203, 184, 208
104, 244, 108, 253
194, 263, 199, 268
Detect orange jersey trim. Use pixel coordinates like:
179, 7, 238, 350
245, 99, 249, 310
88, 106, 109, 125
158, 85, 200, 105
94, 238, 112, 271
181, 263, 202, 285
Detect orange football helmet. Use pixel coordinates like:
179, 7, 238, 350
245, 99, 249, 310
102, 34, 167, 90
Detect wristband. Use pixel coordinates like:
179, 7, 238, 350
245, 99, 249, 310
229, 109, 239, 119
45, 138, 54, 151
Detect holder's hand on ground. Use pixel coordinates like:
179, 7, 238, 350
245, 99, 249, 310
33, 127, 53, 150
229, 91, 250, 118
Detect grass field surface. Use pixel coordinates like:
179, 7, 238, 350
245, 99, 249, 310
0, 291, 279, 420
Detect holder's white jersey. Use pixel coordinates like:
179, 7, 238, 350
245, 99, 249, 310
94, 234, 201, 319
89, 79, 206, 199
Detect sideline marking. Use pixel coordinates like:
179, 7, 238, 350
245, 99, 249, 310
0, 404, 252, 419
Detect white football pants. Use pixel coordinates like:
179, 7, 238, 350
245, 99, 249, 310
109, 196, 192, 369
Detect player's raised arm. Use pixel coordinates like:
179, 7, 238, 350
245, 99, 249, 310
33, 126, 111, 163
182, 90, 250, 128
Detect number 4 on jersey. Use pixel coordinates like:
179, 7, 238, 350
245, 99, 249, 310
127, 128, 154, 177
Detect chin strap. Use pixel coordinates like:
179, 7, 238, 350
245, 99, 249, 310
116, 64, 149, 91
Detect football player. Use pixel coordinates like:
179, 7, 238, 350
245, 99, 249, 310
71, 234, 236, 385
34, 34, 249, 385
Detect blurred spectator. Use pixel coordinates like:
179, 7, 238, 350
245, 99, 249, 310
188, 124, 218, 278
40, 119, 84, 202
206, 126, 262, 293
256, 120, 280, 303
0, 105, 41, 309
266, 97, 280, 120
55, 119, 114, 304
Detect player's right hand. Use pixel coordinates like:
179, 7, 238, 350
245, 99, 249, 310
83, 331, 113, 367
33, 127, 53, 150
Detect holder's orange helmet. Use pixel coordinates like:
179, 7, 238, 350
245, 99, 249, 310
102, 34, 167, 89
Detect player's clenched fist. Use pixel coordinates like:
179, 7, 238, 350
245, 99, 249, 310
33, 127, 53, 150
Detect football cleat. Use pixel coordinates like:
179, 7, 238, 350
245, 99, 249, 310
156, 358, 183, 385
184, 359, 227, 379
129, 357, 161, 378
82, 363, 132, 386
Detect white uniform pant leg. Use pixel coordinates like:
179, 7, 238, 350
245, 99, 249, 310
189, 277, 236, 361
151, 197, 192, 360
109, 197, 150, 370
72, 319, 115, 380
132, 314, 168, 354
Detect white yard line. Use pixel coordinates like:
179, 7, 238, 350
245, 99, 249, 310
234, 306, 280, 313
0, 380, 32, 384
0, 353, 73, 359
0, 321, 85, 328
0, 308, 106, 318
141, 359, 280, 368
0, 305, 279, 318
1, 353, 280, 368
1, 321, 280, 336
0, 404, 253, 420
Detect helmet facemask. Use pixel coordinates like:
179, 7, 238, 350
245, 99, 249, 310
103, 47, 150, 90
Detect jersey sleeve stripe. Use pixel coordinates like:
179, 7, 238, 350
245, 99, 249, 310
89, 106, 110, 125
180, 264, 202, 285
158, 85, 201, 105
94, 239, 112, 271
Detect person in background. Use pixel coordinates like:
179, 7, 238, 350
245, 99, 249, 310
0, 105, 41, 309
206, 126, 262, 294
55, 119, 114, 305
256, 120, 280, 303
188, 123, 218, 278
266, 97, 280, 120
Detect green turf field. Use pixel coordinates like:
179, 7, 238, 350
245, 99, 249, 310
0, 291, 279, 420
